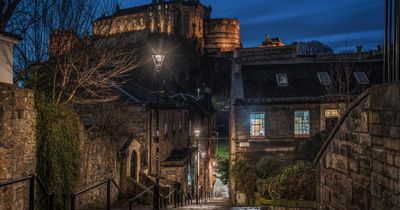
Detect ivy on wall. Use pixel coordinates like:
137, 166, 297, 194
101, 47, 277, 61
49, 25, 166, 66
36, 100, 81, 210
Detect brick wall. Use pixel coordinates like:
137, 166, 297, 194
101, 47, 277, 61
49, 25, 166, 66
316, 83, 400, 210
0, 84, 36, 210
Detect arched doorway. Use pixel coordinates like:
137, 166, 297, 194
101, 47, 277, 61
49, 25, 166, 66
130, 151, 138, 180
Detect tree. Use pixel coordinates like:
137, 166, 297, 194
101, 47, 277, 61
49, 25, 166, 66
7, 0, 141, 105
216, 156, 229, 185
296, 40, 333, 56
0, 0, 22, 31
231, 155, 258, 205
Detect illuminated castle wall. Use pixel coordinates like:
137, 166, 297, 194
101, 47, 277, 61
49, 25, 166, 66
204, 18, 241, 53
92, 0, 241, 53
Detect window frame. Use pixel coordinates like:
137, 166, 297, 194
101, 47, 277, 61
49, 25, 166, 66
317, 72, 331, 85
163, 111, 168, 137
249, 112, 266, 138
276, 74, 289, 87
294, 110, 311, 137
353, 72, 370, 85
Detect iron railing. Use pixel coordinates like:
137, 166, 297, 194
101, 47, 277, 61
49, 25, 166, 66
71, 178, 131, 210
0, 174, 54, 210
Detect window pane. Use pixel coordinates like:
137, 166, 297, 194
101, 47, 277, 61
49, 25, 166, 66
250, 113, 265, 137
294, 111, 310, 135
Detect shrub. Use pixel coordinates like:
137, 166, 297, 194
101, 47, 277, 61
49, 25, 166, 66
258, 164, 315, 200
216, 156, 229, 185
255, 156, 283, 179
36, 101, 81, 210
231, 155, 258, 204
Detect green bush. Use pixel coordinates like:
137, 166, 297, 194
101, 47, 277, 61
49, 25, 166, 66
231, 155, 258, 204
256, 156, 283, 179
216, 156, 229, 185
36, 101, 81, 210
257, 164, 315, 200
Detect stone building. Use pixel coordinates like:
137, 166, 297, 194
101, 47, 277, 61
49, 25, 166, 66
314, 83, 400, 210
229, 45, 384, 203
92, 0, 241, 54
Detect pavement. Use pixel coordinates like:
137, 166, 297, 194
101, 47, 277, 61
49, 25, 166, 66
80, 197, 259, 210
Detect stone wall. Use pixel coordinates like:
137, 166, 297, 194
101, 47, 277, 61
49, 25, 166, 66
234, 103, 320, 154
316, 83, 400, 210
0, 84, 36, 210
76, 104, 148, 208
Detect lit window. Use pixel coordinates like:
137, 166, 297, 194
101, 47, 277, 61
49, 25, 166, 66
354, 72, 369, 84
150, 12, 153, 17
294, 111, 310, 136
317, 72, 331, 85
250, 113, 265, 137
140, 18, 144, 25
164, 111, 168, 136
325, 109, 339, 118
158, 5, 161, 10
276, 74, 289, 86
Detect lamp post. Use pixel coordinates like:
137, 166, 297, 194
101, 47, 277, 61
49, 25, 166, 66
152, 54, 165, 210
194, 129, 201, 204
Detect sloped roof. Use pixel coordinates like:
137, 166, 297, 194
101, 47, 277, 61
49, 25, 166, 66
240, 61, 383, 101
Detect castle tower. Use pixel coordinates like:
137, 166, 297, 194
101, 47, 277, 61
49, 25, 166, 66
204, 18, 241, 54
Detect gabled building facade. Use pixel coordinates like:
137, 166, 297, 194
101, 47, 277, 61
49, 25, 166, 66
229, 45, 384, 203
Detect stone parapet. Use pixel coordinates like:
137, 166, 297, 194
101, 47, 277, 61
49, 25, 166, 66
316, 83, 400, 210
0, 84, 36, 210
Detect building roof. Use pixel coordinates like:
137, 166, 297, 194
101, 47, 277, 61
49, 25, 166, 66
239, 60, 383, 102
119, 81, 186, 108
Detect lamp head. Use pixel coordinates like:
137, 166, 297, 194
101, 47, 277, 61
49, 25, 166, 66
152, 54, 165, 72
194, 129, 201, 137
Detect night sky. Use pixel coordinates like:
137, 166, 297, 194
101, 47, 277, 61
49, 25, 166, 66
121, 0, 385, 52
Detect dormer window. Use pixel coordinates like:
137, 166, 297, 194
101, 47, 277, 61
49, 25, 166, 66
317, 72, 331, 85
276, 74, 289, 86
354, 72, 369, 84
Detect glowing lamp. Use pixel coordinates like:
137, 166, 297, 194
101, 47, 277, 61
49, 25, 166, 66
152, 54, 165, 72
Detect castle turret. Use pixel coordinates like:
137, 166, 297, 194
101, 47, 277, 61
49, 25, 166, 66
204, 18, 241, 54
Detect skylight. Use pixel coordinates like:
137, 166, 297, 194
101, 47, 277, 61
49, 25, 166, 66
276, 74, 289, 86
353, 72, 370, 85
317, 72, 331, 85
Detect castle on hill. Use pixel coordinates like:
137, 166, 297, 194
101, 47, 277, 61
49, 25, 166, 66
93, 0, 242, 54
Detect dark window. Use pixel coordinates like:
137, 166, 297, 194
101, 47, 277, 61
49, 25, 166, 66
276, 74, 289, 86
354, 72, 369, 84
317, 72, 331, 85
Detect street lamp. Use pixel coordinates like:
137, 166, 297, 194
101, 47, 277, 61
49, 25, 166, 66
194, 129, 201, 204
152, 54, 165, 210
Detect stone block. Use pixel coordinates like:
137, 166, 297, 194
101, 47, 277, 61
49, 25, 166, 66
384, 137, 400, 151
395, 155, 400, 168
372, 160, 384, 174
372, 148, 386, 160
384, 165, 399, 180
332, 154, 349, 174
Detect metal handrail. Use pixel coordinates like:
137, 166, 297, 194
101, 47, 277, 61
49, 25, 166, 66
71, 178, 131, 210
131, 185, 154, 202
127, 176, 153, 196
0, 174, 54, 210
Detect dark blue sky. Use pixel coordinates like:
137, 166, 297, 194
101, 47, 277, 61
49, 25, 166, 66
121, 0, 385, 52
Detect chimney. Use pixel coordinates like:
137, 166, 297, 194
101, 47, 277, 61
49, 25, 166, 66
0, 32, 20, 85
49, 30, 81, 57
